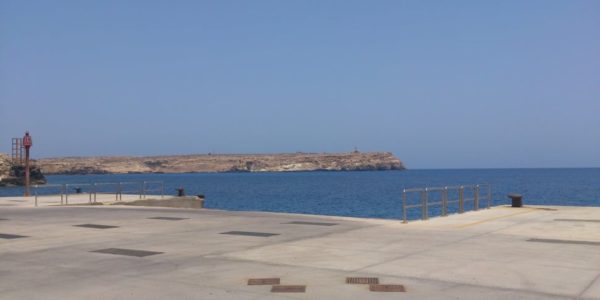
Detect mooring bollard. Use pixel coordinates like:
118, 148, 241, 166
197, 194, 205, 208
508, 194, 523, 207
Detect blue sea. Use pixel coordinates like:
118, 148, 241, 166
1, 169, 599, 220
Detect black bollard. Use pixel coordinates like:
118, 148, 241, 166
176, 187, 185, 197
507, 194, 523, 207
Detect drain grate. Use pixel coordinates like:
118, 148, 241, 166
528, 238, 600, 246
75, 224, 119, 229
555, 219, 600, 223
148, 217, 188, 221
271, 285, 306, 293
248, 278, 280, 285
369, 284, 406, 292
221, 231, 279, 237
346, 277, 379, 284
91, 248, 163, 257
0, 233, 28, 239
285, 221, 338, 226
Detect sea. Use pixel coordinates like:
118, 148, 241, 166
1, 168, 599, 220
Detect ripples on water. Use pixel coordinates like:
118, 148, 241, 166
2, 169, 599, 220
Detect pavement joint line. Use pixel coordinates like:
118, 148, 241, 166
352, 212, 555, 274
527, 238, 600, 246
577, 271, 600, 298
454, 209, 538, 228
212, 224, 381, 258
554, 218, 600, 223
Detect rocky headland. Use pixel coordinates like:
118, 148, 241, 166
0, 153, 47, 186
36, 152, 404, 175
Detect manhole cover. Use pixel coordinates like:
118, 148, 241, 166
346, 277, 379, 284
91, 248, 163, 257
555, 219, 600, 223
527, 238, 600, 246
75, 224, 119, 229
221, 231, 279, 237
369, 284, 406, 292
248, 278, 280, 285
148, 217, 188, 221
271, 285, 306, 293
0, 233, 28, 239
285, 221, 338, 226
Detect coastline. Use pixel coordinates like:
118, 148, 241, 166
35, 152, 405, 175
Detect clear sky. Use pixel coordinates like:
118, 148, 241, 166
1, 1, 599, 169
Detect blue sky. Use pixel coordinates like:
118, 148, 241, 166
1, 1, 599, 168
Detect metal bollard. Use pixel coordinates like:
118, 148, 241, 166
508, 194, 523, 207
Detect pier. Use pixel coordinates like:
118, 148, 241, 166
1, 197, 599, 299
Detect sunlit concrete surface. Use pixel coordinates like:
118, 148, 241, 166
0, 194, 164, 207
0, 201, 599, 299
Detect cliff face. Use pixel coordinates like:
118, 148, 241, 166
0, 154, 11, 179
38, 152, 404, 174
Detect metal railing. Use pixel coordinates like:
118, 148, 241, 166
32, 181, 164, 207
402, 184, 491, 223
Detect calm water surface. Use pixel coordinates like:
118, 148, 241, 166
2, 169, 599, 220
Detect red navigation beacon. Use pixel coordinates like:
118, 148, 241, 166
23, 131, 32, 196
23, 131, 32, 149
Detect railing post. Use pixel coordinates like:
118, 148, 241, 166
459, 186, 464, 213
34, 184, 38, 207
421, 188, 429, 220
487, 184, 492, 208
474, 185, 480, 210
64, 184, 68, 205
442, 187, 448, 216
402, 189, 407, 223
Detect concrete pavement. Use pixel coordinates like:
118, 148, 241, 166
0, 199, 599, 299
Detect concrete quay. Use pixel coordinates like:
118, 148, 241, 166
0, 199, 599, 299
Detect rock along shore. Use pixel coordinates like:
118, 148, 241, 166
36, 152, 404, 175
